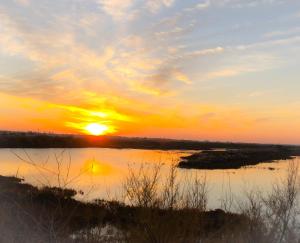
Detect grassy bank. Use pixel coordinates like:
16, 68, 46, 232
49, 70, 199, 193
0, 175, 247, 243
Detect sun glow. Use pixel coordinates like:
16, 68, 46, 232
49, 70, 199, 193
85, 123, 110, 136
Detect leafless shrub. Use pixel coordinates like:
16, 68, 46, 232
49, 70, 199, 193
122, 163, 211, 243
123, 163, 162, 208
183, 173, 208, 211
263, 160, 300, 243
219, 174, 234, 212
161, 164, 181, 209
236, 160, 300, 243
123, 163, 209, 211
11, 149, 88, 189
0, 150, 98, 243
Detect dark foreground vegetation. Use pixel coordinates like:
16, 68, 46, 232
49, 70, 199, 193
179, 147, 297, 170
1, 160, 300, 243
0, 175, 247, 243
1, 130, 300, 151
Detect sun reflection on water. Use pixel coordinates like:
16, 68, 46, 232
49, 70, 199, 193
83, 159, 112, 176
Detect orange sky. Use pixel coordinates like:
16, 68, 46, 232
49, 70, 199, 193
1, 92, 300, 144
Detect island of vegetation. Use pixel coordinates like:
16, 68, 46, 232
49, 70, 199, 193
178, 147, 298, 170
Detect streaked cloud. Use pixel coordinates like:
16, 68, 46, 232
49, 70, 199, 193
14, 0, 30, 6
97, 0, 135, 20
196, 1, 210, 10
184, 47, 224, 58
263, 27, 300, 38
236, 36, 300, 51
186, 0, 284, 12
248, 91, 265, 98
146, 0, 175, 13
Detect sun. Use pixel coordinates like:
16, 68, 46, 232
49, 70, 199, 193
85, 123, 109, 136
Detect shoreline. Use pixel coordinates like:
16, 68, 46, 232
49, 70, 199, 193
1, 131, 299, 151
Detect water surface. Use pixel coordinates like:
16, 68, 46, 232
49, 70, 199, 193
0, 148, 298, 209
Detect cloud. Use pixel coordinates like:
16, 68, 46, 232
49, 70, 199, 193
144, 67, 191, 86
1, 1, 200, 99
235, 36, 300, 52
200, 53, 280, 80
204, 65, 258, 79
263, 27, 300, 38
97, 0, 135, 20
97, 0, 175, 20
0, 0, 285, 100
223, 0, 284, 8
197, 0, 211, 9
185, 0, 283, 12
118, 66, 191, 96
186, 47, 224, 57
248, 91, 265, 97
146, 0, 175, 13
14, 0, 30, 6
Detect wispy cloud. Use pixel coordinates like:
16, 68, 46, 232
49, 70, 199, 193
14, 0, 30, 6
96, 0, 176, 20
197, 52, 280, 81
263, 27, 300, 38
196, 0, 210, 10
0, 2, 197, 98
248, 91, 265, 98
185, 0, 283, 12
146, 0, 175, 13
97, 0, 136, 20
185, 47, 224, 58
236, 36, 300, 50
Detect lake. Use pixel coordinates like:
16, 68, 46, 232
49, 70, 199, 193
0, 148, 298, 209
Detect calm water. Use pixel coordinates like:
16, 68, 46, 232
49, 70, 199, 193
0, 148, 298, 209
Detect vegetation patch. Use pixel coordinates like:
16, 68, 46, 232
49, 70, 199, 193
178, 147, 294, 169
0, 175, 247, 243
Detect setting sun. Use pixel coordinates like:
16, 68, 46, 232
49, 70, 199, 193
85, 123, 109, 136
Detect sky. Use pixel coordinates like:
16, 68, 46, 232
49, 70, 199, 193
0, 0, 300, 144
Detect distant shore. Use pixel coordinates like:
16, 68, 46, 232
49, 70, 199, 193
1, 130, 299, 151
